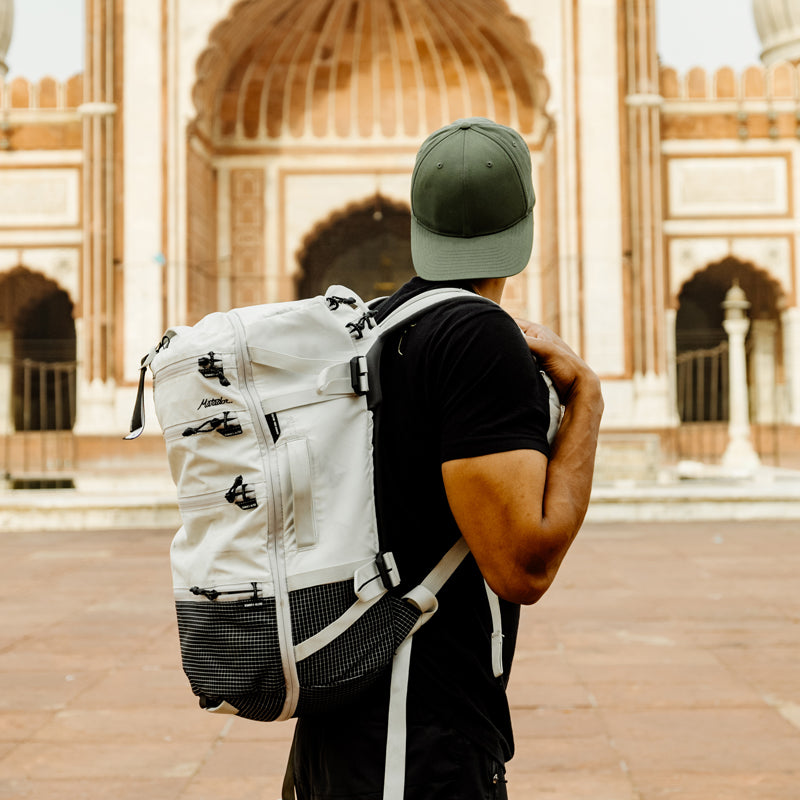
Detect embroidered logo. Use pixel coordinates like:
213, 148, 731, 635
197, 397, 233, 411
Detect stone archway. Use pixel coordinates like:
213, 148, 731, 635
675, 257, 785, 425
185, 0, 553, 317
0, 266, 77, 432
296, 196, 414, 301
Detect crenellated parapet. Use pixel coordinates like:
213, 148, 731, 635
0, 74, 83, 111
660, 62, 800, 102
660, 62, 800, 140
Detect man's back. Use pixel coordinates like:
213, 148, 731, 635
292, 277, 553, 798
292, 117, 603, 800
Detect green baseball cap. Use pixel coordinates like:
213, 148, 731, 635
410, 118, 535, 281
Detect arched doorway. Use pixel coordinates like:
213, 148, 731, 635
186, 0, 552, 315
297, 197, 415, 302
674, 258, 785, 461
0, 267, 77, 433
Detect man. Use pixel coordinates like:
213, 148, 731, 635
293, 118, 603, 799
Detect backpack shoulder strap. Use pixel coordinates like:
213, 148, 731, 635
376, 287, 495, 338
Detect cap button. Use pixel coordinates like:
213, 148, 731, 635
459, 122, 472, 129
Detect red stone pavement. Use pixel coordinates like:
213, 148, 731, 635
0, 520, 798, 799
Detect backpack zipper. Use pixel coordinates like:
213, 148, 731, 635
229, 311, 300, 721
153, 351, 237, 386
177, 481, 266, 514
175, 581, 265, 602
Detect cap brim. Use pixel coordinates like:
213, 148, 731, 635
411, 212, 533, 281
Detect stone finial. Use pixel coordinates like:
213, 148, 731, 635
722, 278, 750, 320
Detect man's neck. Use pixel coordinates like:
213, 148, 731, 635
471, 277, 507, 304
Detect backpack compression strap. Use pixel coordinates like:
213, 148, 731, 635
280, 537, 471, 800
383, 536, 470, 800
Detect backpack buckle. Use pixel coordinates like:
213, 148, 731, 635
354, 552, 400, 601
349, 356, 369, 395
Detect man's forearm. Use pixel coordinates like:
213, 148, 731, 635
534, 378, 604, 584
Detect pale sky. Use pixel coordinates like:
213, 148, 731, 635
3, 0, 764, 81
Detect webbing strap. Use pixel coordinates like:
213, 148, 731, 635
485, 581, 504, 678
260, 386, 350, 416
377, 288, 492, 339
124, 345, 161, 439
384, 636, 413, 800
247, 345, 339, 374
382, 537, 470, 800
124, 330, 178, 440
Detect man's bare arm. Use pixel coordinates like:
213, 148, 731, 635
442, 322, 603, 605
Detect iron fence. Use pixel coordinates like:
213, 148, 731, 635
674, 340, 783, 465
676, 341, 729, 424
1, 357, 77, 485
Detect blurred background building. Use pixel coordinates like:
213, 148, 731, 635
1, 0, 800, 489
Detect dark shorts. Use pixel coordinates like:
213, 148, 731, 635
292, 715, 508, 800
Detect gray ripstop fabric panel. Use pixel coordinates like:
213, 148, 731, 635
175, 587, 428, 721
289, 580, 354, 644
175, 597, 285, 722
292, 590, 422, 717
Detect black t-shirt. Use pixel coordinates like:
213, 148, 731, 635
374, 278, 552, 758
294, 277, 552, 793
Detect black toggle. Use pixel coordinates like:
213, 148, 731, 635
346, 311, 377, 340
198, 352, 231, 386
183, 411, 242, 437
225, 475, 258, 510
326, 295, 358, 310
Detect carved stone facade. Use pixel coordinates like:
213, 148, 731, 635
2, 0, 800, 479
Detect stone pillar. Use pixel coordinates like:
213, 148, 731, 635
0, 328, 13, 434
749, 319, 778, 424
721, 281, 760, 473
781, 307, 800, 425
665, 308, 681, 426
623, 0, 667, 383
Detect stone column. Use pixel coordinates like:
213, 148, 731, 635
749, 319, 778, 424
665, 308, 681, 426
0, 328, 13, 434
782, 307, 800, 425
721, 281, 760, 473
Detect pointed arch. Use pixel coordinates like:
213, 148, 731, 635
0, 266, 77, 432
675, 258, 786, 426
296, 195, 413, 301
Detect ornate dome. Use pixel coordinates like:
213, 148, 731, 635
192, 0, 549, 143
753, 0, 800, 65
0, 0, 13, 76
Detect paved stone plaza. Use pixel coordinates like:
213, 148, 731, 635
0, 520, 798, 799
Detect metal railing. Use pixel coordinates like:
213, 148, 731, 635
676, 341, 729, 423
2, 357, 77, 485
14, 358, 77, 432
674, 340, 783, 465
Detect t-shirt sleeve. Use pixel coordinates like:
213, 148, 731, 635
426, 303, 553, 464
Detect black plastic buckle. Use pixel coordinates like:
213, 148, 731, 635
375, 551, 395, 590
349, 356, 369, 395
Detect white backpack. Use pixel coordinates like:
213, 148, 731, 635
127, 286, 555, 799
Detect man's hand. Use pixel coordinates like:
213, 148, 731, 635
514, 319, 601, 408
